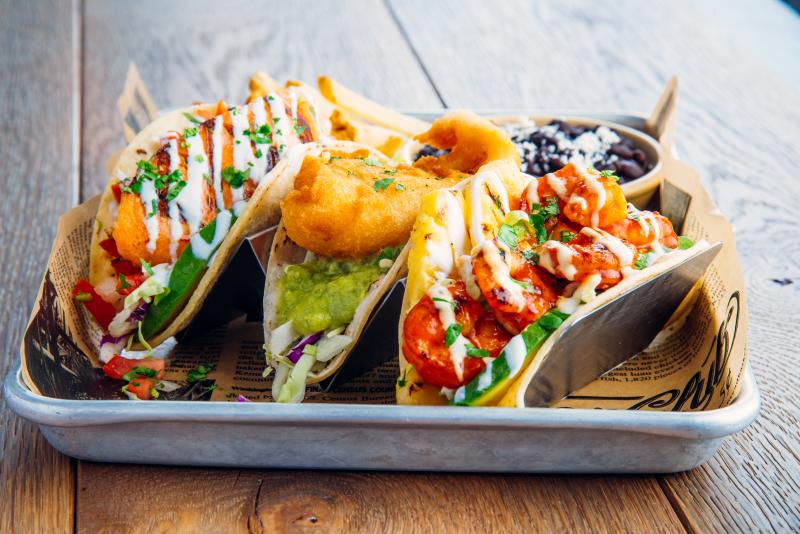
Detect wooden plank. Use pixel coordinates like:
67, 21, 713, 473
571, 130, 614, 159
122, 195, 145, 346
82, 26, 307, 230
0, 0, 80, 532
77, 463, 685, 533
80, 0, 441, 199
388, 0, 800, 531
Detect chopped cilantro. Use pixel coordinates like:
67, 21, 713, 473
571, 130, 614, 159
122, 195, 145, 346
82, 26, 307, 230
384, 169, 398, 175
433, 296, 456, 310
374, 177, 394, 191
378, 246, 402, 262
634, 252, 651, 270
678, 236, 694, 250
397, 368, 408, 388
221, 166, 250, 188
166, 179, 186, 202
293, 122, 306, 136
560, 231, 577, 242
122, 366, 159, 382
147, 199, 158, 218
465, 343, 489, 358
599, 169, 619, 181
202, 173, 212, 184
194, 154, 205, 163
187, 363, 215, 383
521, 250, 539, 264
511, 278, 534, 292
245, 124, 272, 145
497, 222, 531, 249
255, 149, 263, 159
74, 291, 92, 302
184, 127, 198, 138
395, 183, 406, 191
444, 323, 463, 347
182, 112, 201, 125
529, 196, 560, 243
328, 156, 341, 162
362, 157, 384, 167
118, 274, 130, 290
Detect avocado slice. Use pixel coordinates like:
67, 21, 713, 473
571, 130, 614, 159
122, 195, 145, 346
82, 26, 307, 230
141, 211, 238, 339
450, 310, 568, 406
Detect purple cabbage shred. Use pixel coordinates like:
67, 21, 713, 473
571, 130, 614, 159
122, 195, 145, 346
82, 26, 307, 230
286, 332, 323, 363
128, 303, 149, 323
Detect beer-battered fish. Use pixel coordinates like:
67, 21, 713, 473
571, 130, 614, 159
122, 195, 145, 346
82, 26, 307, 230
280, 112, 518, 259
281, 150, 467, 258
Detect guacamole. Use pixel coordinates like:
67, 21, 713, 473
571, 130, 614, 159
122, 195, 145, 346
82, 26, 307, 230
276, 257, 384, 335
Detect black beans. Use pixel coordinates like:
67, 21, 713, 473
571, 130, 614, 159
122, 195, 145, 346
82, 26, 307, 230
504, 119, 653, 184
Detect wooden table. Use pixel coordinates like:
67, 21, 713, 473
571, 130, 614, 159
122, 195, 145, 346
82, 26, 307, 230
2, 1, 798, 531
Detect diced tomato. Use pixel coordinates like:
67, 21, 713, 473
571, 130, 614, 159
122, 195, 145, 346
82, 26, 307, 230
99, 237, 120, 258
111, 183, 122, 203
111, 258, 141, 276
102, 355, 165, 380
116, 272, 145, 296
73, 279, 117, 330
126, 377, 156, 400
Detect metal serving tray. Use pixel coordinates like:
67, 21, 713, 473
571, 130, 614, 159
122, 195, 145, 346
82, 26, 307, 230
3, 111, 760, 473
4, 360, 760, 473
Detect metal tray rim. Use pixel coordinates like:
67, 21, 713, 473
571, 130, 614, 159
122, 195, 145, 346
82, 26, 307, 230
5, 357, 761, 441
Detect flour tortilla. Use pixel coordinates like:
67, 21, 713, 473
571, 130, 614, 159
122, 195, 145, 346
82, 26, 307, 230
263, 223, 409, 384
88, 104, 325, 348
396, 169, 711, 407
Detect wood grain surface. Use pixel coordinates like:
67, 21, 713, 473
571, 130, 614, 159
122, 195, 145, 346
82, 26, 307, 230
390, 2, 800, 531
80, 0, 440, 200
77, 463, 684, 534
2, 0, 798, 532
0, 1, 79, 532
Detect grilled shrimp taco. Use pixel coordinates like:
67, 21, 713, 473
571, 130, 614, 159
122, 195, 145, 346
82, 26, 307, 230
397, 160, 708, 407
263, 111, 521, 403
79, 87, 323, 364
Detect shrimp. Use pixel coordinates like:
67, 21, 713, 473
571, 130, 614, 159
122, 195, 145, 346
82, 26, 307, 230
402, 281, 511, 388
524, 163, 627, 228
538, 232, 638, 289
472, 244, 557, 334
602, 211, 679, 250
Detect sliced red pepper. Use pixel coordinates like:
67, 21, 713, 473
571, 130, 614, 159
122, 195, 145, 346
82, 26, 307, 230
126, 377, 156, 400
103, 355, 165, 380
99, 237, 120, 258
111, 258, 141, 276
116, 272, 145, 296
111, 183, 122, 203
73, 279, 117, 330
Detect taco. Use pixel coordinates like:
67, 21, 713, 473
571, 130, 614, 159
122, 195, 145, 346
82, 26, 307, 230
396, 160, 708, 407
263, 111, 520, 403
78, 86, 323, 365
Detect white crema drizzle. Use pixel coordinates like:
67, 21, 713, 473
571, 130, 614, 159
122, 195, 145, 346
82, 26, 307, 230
428, 283, 468, 381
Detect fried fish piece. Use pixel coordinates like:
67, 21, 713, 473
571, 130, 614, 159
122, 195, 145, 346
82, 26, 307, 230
281, 149, 468, 259
281, 112, 520, 259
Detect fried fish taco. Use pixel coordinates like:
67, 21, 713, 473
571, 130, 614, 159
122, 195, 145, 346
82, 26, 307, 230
263, 111, 520, 403
78, 87, 323, 363
397, 161, 708, 407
